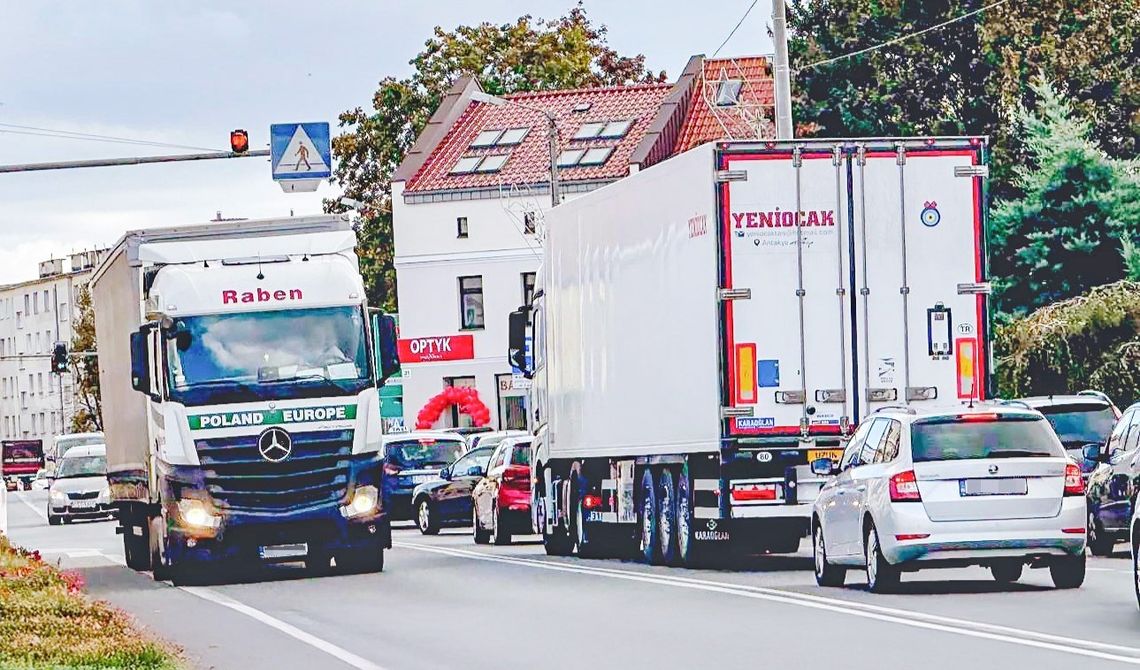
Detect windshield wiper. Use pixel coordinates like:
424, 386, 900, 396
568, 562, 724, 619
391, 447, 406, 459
260, 374, 349, 392
181, 379, 256, 392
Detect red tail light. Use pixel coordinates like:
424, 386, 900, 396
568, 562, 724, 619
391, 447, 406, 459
502, 466, 530, 488
383, 462, 401, 476
582, 494, 602, 510
731, 484, 778, 502
1063, 463, 1083, 496
894, 533, 930, 541
889, 470, 921, 502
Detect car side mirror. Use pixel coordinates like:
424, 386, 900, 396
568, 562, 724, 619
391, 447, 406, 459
508, 307, 532, 379
811, 457, 839, 477
465, 465, 485, 477
439, 467, 452, 481
1082, 444, 1102, 463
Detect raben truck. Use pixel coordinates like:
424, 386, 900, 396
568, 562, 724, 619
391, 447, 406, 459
509, 138, 992, 566
91, 216, 401, 583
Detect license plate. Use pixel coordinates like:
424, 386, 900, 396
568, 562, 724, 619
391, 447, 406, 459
259, 543, 307, 560
807, 449, 844, 463
410, 474, 436, 484
960, 478, 1028, 496
70, 500, 96, 509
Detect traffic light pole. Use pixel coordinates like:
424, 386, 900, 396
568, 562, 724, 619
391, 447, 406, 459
0, 149, 270, 174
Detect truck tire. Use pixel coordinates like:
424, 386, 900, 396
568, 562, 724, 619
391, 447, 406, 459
122, 516, 152, 571
473, 507, 492, 545
539, 481, 573, 556
658, 469, 679, 566
336, 543, 385, 575
639, 468, 660, 564
148, 513, 171, 582
676, 466, 704, 568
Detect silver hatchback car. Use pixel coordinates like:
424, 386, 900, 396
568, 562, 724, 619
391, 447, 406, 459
811, 404, 1086, 592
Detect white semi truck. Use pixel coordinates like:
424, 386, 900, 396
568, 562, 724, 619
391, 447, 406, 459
91, 215, 401, 583
509, 138, 992, 565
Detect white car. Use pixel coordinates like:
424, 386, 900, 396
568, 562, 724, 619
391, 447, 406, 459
1131, 503, 1140, 610
811, 404, 1086, 593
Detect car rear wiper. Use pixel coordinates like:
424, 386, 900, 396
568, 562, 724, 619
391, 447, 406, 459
987, 450, 1052, 459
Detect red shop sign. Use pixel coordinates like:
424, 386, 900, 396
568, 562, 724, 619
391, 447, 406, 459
397, 334, 475, 363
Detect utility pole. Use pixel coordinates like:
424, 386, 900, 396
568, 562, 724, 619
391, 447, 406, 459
772, 0, 795, 140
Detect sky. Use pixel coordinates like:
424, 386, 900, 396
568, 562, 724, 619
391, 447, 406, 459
0, 1, 774, 284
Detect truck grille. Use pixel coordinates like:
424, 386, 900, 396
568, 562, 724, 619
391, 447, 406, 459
195, 429, 352, 513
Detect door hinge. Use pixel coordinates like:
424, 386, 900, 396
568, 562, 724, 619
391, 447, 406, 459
957, 282, 992, 295
716, 169, 748, 183
721, 406, 755, 419
954, 165, 989, 178
718, 288, 752, 301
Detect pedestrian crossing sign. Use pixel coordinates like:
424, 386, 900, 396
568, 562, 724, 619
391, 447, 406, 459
270, 122, 332, 188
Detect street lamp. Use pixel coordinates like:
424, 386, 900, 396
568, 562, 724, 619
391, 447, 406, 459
470, 91, 561, 208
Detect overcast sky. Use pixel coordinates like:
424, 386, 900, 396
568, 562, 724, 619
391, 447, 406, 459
0, 1, 773, 284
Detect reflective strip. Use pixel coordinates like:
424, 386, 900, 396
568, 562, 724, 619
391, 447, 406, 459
729, 477, 785, 485
694, 479, 720, 492
730, 503, 813, 519
694, 507, 720, 519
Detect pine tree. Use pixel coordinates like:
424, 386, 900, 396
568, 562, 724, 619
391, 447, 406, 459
990, 79, 1140, 315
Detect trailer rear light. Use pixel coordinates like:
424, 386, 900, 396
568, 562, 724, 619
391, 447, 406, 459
1063, 463, 1083, 496
582, 494, 602, 510
889, 470, 921, 502
894, 534, 930, 541
731, 484, 777, 502
956, 338, 978, 400
736, 344, 757, 404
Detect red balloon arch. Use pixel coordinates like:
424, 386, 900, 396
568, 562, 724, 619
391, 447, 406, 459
415, 386, 492, 430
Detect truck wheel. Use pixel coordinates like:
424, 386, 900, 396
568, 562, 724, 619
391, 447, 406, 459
122, 518, 152, 571
492, 503, 512, 545
336, 543, 385, 575
149, 514, 171, 582
676, 465, 701, 567
1050, 553, 1086, 589
639, 468, 660, 564
658, 469, 679, 566
473, 507, 492, 545
416, 498, 440, 535
539, 489, 573, 556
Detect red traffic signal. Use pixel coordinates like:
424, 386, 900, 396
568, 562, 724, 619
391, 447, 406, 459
230, 129, 249, 154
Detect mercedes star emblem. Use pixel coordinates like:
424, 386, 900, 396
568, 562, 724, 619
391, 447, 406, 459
258, 427, 293, 463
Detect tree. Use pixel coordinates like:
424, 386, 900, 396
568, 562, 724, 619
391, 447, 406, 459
69, 284, 101, 432
327, 5, 665, 310
990, 79, 1140, 315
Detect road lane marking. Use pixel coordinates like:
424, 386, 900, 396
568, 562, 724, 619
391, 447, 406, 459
396, 541, 1140, 664
15, 492, 48, 521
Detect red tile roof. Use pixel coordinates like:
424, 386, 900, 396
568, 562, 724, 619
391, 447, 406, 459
674, 56, 775, 154
404, 83, 671, 194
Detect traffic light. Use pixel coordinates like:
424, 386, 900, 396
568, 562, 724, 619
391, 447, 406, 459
230, 129, 249, 154
51, 342, 68, 374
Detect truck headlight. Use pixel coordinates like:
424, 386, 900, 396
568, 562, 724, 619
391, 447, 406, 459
341, 485, 379, 518
176, 498, 221, 529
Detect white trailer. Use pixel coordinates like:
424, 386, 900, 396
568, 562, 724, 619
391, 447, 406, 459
508, 138, 991, 565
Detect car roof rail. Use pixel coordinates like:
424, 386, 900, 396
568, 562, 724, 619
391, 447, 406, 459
874, 405, 917, 415
996, 399, 1032, 409
1078, 390, 1114, 405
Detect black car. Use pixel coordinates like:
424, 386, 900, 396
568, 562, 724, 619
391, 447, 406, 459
382, 432, 467, 522
1087, 401, 1140, 556
411, 445, 497, 534
1009, 393, 1119, 479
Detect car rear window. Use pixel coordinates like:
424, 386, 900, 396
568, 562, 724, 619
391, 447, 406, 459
511, 444, 531, 466
385, 439, 465, 469
910, 416, 1064, 462
1036, 403, 1116, 446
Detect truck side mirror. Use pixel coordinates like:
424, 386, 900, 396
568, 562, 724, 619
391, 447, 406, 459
375, 314, 402, 383
508, 307, 531, 378
129, 327, 154, 397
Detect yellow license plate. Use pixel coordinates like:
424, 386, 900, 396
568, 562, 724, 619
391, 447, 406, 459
807, 449, 843, 463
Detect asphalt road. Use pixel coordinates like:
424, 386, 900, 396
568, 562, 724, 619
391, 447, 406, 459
6, 489, 1140, 669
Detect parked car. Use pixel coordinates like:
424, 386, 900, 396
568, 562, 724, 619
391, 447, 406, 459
47, 444, 114, 525
1086, 401, 1140, 556
382, 432, 467, 521
30, 469, 51, 491
473, 437, 532, 545
466, 430, 528, 452
811, 404, 1086, 593
443, 426, 494, 439
411, 445, 498, 534
1006, 392, 1119, 480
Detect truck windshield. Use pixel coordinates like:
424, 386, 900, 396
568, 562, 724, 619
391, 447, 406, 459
166, 306, 372, 406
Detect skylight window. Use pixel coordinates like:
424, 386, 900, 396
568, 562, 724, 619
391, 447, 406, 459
598, 120, 633, 139
470, 130, 504, 148
578, 147, 614, 167
715, 79, 744, 106
556, 149, 586, 167
474, 154, 509, 173
573, 122, 607, 140
450, 156, 483, 174
496, 127, 530, 146
572, 102, 593, 113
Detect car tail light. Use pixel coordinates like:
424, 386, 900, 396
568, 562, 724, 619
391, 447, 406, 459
503, 466, 529, 487
1063, 463, 1083, 496
582, 494, 602, 510
383, 462, 401, 476
889, 470, 921, 502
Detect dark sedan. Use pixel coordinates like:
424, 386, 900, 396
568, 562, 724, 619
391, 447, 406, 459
411, 445, 497, 534
382, 432, 467, 522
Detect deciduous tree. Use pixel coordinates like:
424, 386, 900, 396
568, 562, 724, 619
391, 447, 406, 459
69, 284, 101, 432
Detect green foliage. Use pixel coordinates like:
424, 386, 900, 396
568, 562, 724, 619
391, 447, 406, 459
989, 79, 1140, 314
327, 5, 665, 310
995, 281, 1140, 406
1124, 238, 1140, 282
69, 284, 101, 433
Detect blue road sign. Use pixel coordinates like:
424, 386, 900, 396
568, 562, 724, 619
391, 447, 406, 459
511, 336, 534, 374
270, 122, 331, 181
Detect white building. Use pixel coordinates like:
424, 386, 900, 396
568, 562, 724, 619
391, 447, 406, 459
0, 250, 104, 445
390, 56, 776, 430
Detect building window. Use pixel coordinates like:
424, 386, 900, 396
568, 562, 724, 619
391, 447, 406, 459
523, 211, 537, 235
43, 290, 50, 313
522, 272, 536, 308
59, 302, 68, 321
23, 294, 29, 315
33, 292, 39, 315
458, 276, 484, 330
37, 373, 43, 396
457, 217, 469, 239
715, 78, 744, 106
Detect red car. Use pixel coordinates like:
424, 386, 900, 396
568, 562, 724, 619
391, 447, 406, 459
472, 437, 531, 545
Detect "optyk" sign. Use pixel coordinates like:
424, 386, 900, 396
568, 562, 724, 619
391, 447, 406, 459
397, 334, 475, 363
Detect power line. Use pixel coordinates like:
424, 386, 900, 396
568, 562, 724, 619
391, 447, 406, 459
797, 0, 1013, 72
0, 122, 223, 152
712, 0, 760, 58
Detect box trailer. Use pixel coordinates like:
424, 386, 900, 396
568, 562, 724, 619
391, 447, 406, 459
91, 215, 401, 583
508, 138, 991, 565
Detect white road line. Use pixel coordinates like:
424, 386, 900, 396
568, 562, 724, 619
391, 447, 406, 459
15, 492, 48, 521
396, 541, 1140, 665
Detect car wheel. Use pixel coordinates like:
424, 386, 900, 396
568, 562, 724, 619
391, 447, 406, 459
492, 503, 512, 546
473, 505, 491, 545
813, 523, 846, 587
658, 469, 679, 566
1050, 553, 1086, 589
639, 468, 660, 564
865, 524, 899, 593
416, 498, 439, 536
48, 512, 62, 526
1133, 533, 1140, 610
1087, 512, 1115, 557
990, 562, 1023, 583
